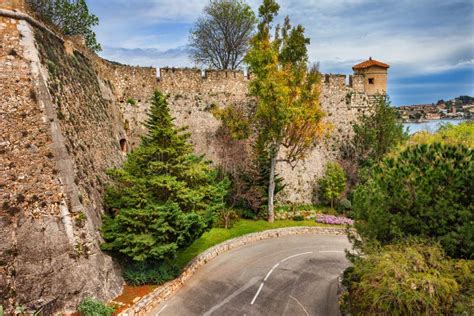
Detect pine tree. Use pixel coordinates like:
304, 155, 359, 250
101, 91, 229, 262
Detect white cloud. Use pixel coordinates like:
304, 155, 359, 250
92, 0, 206, 23
313, 35, 474, 76
126, 0, 206, 22
90, 0, 474, 77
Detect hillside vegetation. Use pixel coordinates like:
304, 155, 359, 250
343, 121, 474, 314
406, 121, 474, 148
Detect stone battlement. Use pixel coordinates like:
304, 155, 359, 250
323, 74, 365, 93
0, 0, 383, 99
109, 65, 366, 97
160, 67, 248, 80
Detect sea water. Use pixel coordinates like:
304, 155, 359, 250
403, 119, 469, 135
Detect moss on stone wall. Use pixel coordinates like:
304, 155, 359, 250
0, 24, 125, 312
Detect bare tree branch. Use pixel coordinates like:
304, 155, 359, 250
189, 0, 257, 70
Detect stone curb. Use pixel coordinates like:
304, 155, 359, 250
118, 226, 347, 316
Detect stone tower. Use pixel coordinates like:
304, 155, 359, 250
352, 57, 389, 95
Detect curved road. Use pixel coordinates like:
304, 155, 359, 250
151, 234, 351, 316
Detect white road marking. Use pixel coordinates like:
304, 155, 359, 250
289, 295, 309, 316
280, 251, 313, 263
250, 283, 264, 305
156, 304, 168, 315
204, 277, 260, 316
264, 263, 280, 281
250, 251, 314, 306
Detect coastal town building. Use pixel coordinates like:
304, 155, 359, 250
398, 101, 473, 122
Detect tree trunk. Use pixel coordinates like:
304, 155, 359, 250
267, 154, 277, 223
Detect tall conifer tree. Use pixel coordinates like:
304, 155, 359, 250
101, 91, 229, 262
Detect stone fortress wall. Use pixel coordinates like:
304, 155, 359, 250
0, 0, 377, 313
95, 64, 371, 204
1, 3, 127, 313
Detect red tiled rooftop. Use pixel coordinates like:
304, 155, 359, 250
353, 57, 390, 70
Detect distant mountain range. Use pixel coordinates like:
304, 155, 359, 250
100, 46, 191, 69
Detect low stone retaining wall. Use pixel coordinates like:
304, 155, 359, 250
118, 226, 347, 316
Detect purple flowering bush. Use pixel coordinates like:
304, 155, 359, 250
316, 214, 353, 225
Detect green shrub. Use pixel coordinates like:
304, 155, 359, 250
292, 215, 304, 221
78, 298, 114, 316
323, 207, 339, 216
126, 97, 137, 106
352, 143, 473, 259
351, 94, 407, 167
216, 209, 240, 229
318, 162, 346, 208
123, 261, 179, 286
337, 198, 352, 212
342, 241, 473, 315
238, 207, 260, 219
451, 259, 474, 314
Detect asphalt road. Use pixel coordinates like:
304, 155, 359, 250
150, 234, 351, 316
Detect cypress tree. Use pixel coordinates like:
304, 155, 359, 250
101, 91, 229, 263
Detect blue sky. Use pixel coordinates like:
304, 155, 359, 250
86, 0, 474, 106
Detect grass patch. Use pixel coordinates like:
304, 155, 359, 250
174, 219, 329, 269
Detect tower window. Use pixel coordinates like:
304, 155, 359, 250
368, 78, 375, 84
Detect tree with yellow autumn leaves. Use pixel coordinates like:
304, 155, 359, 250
216, 0, 328, 222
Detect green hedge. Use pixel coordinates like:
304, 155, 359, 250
352, 143, 473, 259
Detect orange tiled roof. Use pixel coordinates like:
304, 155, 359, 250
352, 57, 390, 70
